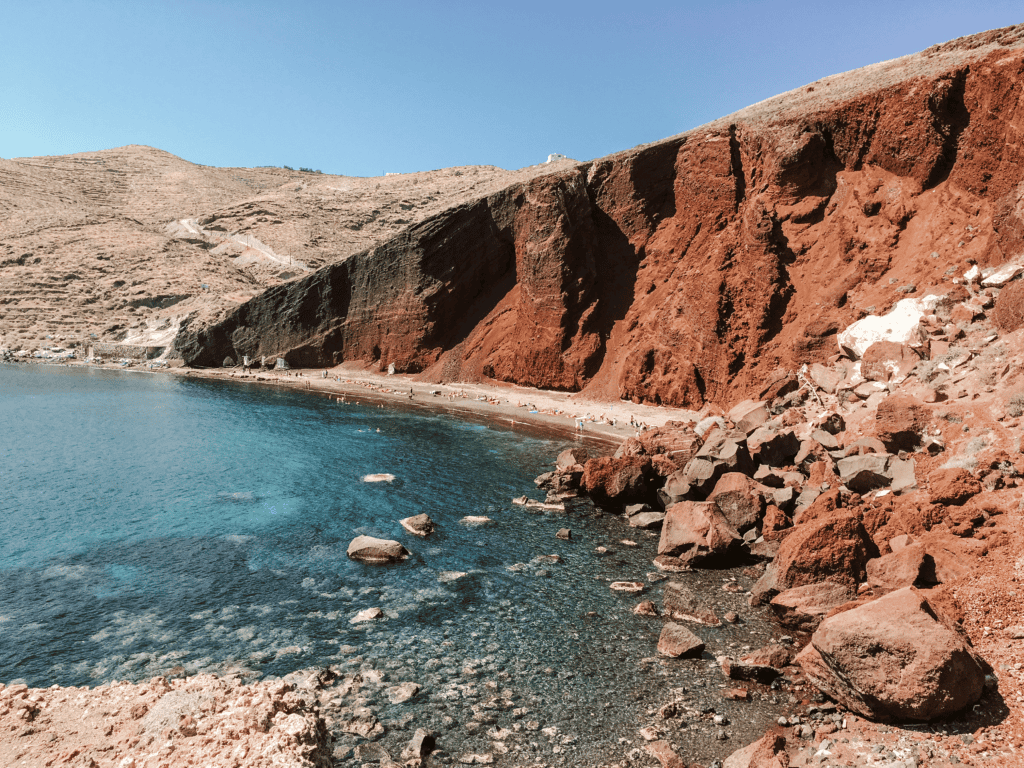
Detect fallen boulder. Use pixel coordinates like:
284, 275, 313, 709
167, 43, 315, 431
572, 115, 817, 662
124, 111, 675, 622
795, 587, 985, 721
875, 394, 929, 453
657, 622, 705, 658
556, 446, 590, 470
707, 473, 770, 533
769, 581, 854, 633
657, 501, 742, 567
723, 733, 789, 768
751, 512, 875, 604
836, 453, 892, 494
347, 536, 410, 563
928, 468, 982, 505
582, 456, 654, 509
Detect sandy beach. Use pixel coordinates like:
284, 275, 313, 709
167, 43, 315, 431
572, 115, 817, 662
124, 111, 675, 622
176, 361, 706, 447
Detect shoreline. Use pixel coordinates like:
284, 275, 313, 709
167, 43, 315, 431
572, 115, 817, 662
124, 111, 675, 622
15, 358, 704, 448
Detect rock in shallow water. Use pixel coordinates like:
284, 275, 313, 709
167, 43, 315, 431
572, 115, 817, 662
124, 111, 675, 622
399, 513, 435, 536
656, 622, 705, 658
347, 535, 410, 563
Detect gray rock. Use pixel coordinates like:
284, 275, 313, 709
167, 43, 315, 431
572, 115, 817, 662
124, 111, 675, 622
629, 511, 666, 530
836, 454, 892, 493
347, 535, 410, 563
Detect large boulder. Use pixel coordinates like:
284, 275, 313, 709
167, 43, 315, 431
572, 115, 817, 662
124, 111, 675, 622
795, 587, 985, 721
707, 473, 770, 533
747, 428, 801, 467
347, 536, 410, 563
769, 581, 855, 633
657, 622, 705, 658
657, 501, 742, 567
399, 514, 435, 537
751, 512, 876, 605
928, 468, 981, 505
582, 456, 653, 509
836, 453, 893, 494
723, 733, 790, 768
556, 446, 590, 470
874, 395, 929, 453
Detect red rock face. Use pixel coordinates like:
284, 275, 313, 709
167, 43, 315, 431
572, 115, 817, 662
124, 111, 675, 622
178, 26, 1024, 409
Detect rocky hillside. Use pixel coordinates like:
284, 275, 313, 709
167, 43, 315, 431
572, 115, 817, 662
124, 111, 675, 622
175, 24, 1024, 410
0, 146, 573, 351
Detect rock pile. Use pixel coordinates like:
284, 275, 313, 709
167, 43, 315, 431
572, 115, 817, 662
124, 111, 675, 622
552, 268, 1024, 742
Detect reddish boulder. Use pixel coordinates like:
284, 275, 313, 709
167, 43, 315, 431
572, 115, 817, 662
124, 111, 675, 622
866, 543, 932, 591
723, 733, 790, 768
657, 622, 705, 658
769, 581, 855, 633
928, 468, 981, 505
658, 501, 742, 567
795, 587, 985, 721
751, 512, 876, 604
993, 278, 1024, 332
582, 456, 653, 509
707, 473, 770, 532
874, 395, 929, 452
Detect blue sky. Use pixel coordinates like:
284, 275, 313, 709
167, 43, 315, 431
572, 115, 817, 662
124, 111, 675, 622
2, 1, 1020, 176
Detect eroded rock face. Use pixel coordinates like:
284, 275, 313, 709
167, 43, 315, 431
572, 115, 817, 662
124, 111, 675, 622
173, 26, 1024, 409
795, 587, 985, 721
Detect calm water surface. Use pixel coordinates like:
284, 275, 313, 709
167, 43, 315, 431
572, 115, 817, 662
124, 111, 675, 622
0, 364, 786, 763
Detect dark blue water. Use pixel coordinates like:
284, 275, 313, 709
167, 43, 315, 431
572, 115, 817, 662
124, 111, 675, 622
0, 364, 786, 763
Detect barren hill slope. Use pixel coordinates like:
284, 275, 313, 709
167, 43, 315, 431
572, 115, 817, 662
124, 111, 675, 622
0, 145, 574, 350
176, 23, 1024, 408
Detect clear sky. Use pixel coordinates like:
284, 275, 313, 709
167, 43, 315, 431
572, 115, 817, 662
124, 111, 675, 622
2, 1, 1020, 176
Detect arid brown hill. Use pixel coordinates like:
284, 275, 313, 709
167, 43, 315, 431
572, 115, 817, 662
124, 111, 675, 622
0, 147, 573, 351
175, 24, 1024, 408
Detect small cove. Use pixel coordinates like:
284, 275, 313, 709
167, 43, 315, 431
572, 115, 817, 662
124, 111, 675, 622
0, 364, 790, 764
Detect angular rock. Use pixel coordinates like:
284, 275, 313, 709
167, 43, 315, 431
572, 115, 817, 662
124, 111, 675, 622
721, 657, 781, 684
867, 544, 932, 591
663, 581, 721, 626
861, 340, 920, 383
629, 511, 666, 529
402, 728, 436, 760
741, 643, 793, 669
889, 457, 917, 494
658, 501, 742, 567
556, 446, 590, 470
727, 400, 770, 434
350, 607, 385, 624
796, 587, 985, 721
645, 740, 687, 768
723, 733, 789, 768
582, 456, 654, 509
751, 513, 875, 605
928, 468, 981, 505
399, 513, 435, 537
836, 454, 892, 493
747, 428, 801, 467
657, 622, 705, 658
387, 681, 421, 704
347, 535, 410, 563
875, 394, 929, 452
707, 473, 770, 533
